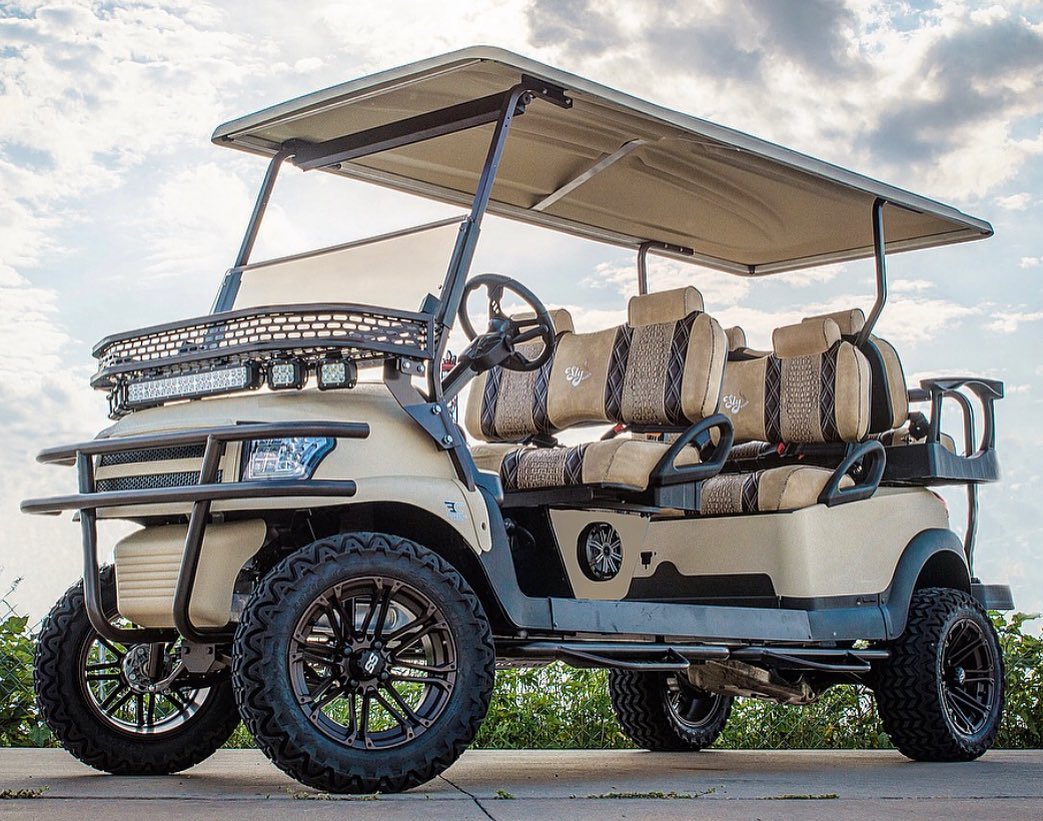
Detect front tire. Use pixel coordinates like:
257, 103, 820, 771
609, 669, 732, 751
874, 587, 1004, 761
233, 532, 495, 793
34, 568, 241, 775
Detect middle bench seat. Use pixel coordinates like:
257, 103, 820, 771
466, 286, 728, 492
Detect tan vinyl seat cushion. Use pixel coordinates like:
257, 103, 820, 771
466, 286, 722, 495
802, 308, 908, 431
719, 318, 871, 444
471, 438, 701, 492
699, 466, 854, 514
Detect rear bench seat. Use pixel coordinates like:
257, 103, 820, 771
701, 316, 872, 513
466, 286, 727, 493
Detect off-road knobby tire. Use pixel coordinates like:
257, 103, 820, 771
608, 669, 732, 751
873, 587, 1004, 762
232, 532, 495, 794
34, 567, 241, 775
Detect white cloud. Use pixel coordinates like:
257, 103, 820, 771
890, 278, 935, 293
995, 192, 1035, 210
1019, 256, 1041, 268
986, 309, 1043, 334
585, 258, 753, 308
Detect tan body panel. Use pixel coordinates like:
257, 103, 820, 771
545, 488, 947, 602
551, 509, 650, 599
113, 519, 266, 628
636, 487, 948, 599
92, 385, 490, 550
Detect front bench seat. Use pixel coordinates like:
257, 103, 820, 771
472, 437, 702, 492
700, 317, 870, 514
467, 286, 727, 492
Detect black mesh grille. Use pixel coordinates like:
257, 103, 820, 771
99, 444, 206, 467
93, 304, 434, 386
95, 470, 221, 493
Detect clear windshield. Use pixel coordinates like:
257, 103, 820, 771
231, 218, 463, 314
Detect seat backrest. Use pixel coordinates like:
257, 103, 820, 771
801, 309, 908, 433
546, 286, 727, 430
719, 317, 871, 444
464, 308, 575, 443
464, 286, 728, 442
724, 324, 769, 361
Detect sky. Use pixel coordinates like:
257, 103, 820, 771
1, 0, 1041, 623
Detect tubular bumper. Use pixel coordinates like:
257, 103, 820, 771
21, 421, 368, 644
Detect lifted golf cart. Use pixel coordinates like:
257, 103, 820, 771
23, 47, 1012, 792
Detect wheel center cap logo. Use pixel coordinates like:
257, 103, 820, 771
361, 651, 381, 675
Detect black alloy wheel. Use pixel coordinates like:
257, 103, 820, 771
34, 567, 241, 774
233, 532, 495, 793
287, 574, 458, 751
664, 673, 731, 732
609, 669, 733, 751
874, 587, 1005, 761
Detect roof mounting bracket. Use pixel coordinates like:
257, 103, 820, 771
520, 74, 573, 109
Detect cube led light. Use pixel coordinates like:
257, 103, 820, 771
317, 357, 358, 391
267, 359, 306, 390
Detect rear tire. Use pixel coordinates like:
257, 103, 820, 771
34, 568, 240, 775
873, 587, 1004, 761
609, 669, 732, 751
233, 532, 495, 793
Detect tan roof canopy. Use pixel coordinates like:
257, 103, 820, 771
212, 47, 992, 276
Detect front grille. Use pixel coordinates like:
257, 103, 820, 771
95, 470, 221, 493
99, 444, 207, 467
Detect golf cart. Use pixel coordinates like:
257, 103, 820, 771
23, 47, 1012, 793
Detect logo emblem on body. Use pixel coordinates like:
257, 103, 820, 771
443, 500, 466, 521
722, 393, 749, 414
564, 365, 591, 387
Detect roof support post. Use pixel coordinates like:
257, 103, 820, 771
636, 240, 695, 295
213, 147, 293, 313
856, 198, 888, 347
436, 86, 533, 345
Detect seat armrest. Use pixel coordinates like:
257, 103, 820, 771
818, 440, 885, 506
650, 414, 734, 487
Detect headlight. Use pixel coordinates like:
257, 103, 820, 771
240, 437, 335, 481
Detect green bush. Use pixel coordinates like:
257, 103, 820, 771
995, 612, 1043, 748
1, 592, 1040, 750
0, 604, 50, 746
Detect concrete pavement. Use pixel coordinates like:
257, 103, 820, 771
0, 748, 1040, 819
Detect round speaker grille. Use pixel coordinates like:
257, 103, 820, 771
578, 522, 623, 581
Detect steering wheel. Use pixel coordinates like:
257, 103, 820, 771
458, 274, 556, 372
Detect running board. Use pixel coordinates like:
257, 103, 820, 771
500, 640, 889, 674
505, 641, 730, 671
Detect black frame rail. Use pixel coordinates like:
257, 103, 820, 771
21, 421, 369, 644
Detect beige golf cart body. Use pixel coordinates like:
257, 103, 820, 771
24, 46, 1008, 668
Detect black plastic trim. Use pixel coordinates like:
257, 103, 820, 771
972, 582, 1014, 611
626, 563, 776, 605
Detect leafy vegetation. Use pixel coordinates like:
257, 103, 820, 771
2, 589, 1040, 750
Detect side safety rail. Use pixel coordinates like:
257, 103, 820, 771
21, 421, 368, 645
